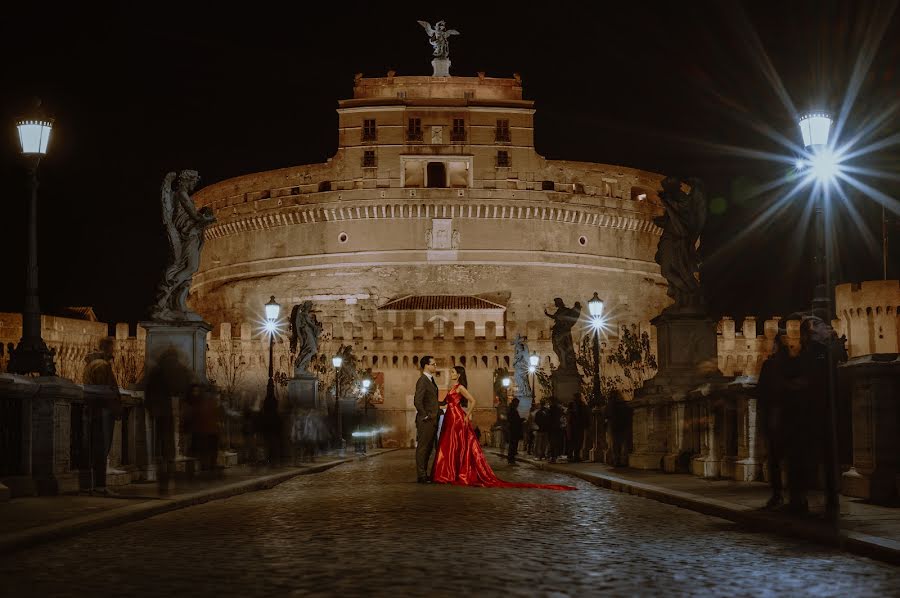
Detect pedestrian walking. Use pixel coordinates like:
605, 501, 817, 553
507, 398, 523, 464
783, 315, 843, 516
534, 401, 550, 460
82, 337, 122, 495
756, 332, 790, 510
144, 347, 193, 494
567, 393, 588, 462
548, 398, 564, 463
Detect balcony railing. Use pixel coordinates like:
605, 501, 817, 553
406, 130, 424, 142
495, 130, 511, 143
361, 131, 377, 142
450, 130, 466, 142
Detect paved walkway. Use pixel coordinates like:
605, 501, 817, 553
0, 450, 397, 554
498, 452, 900, 565
1, 449, 897, 597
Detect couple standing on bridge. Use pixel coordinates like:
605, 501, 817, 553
413, 355, 575, 490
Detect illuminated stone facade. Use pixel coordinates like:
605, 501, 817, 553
180, 72, 669, 443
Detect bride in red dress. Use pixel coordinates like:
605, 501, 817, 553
431, 366, 576, 490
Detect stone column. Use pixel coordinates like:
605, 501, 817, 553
841, 355, 900, 503
29, 377, 82, 494
735, 395, 762, 481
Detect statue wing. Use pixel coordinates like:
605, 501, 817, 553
686, 178, 707, 246
447, 29, 460, 36
160, 172, 176, 223
417, 20, 434, 37
289, 304, 301, 353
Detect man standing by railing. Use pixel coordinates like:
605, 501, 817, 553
82, 337, 122, 495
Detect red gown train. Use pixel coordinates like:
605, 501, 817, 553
431, 385, 576, 490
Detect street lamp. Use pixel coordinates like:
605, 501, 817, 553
528, 353, 539, 401
8, 103, 56, 376
588, 292, 605, 407
263, 296, 280, 415
360, 377, 372, 454
797, 111, 840, 521
332, 354, 344, 450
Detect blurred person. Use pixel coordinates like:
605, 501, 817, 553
756, 332, 790, 510
507, 397, 523, 465
547, 398, 564, 463
782, 315, 845, 516
144, 348, 193, 493
533, 401, 550, 460
186, 384, 220, 474
82, 337, 122, 494
525, 402, 538, 455
572, 392, 589, 462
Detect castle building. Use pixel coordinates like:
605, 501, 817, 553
186, 70, 670, 443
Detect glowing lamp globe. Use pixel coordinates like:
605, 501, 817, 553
362, 378, 372, 390
264, 295, 280, 321
798, 113, 832, 149
588, 292, 604, 318
501, 377, 511, 388
332, 355, 343, 369
529, 353, 539, 368
16, 118, 52, 156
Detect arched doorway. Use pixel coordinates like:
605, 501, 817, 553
426, 162, 447, 188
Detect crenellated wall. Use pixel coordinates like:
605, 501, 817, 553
715, 281, 899, 377
835, 280, 899, 356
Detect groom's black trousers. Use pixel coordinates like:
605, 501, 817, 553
415, 416, 439, 479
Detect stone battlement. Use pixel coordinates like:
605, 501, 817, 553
835, 280, 899, 356
348, 72, 525, 102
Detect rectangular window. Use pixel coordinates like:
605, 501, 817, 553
451, 118, 466, 142
363, 150, 376, 167
407, 118, 423, 142
362, 119, 377, 142
495, 119, 511, 143
497, 150, 511, 168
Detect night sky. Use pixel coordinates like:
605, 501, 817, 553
2, 1, 898, 327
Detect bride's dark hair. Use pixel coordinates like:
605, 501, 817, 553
453, 365, 468, 388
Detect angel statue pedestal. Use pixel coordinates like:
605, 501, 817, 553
432, 58, 451, 77
140, 319, 212, 479
141, 320, 212, 385
288, 373, 319, 410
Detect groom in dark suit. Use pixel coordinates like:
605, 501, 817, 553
414, 355, 440, 483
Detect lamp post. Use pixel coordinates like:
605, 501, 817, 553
797, 111, 840, 522
528, 353, 539, 402
332, 355, 344, 450
8, 105, 56, 376
360, 377, 372, 454
587, 292, 606, 463
262, 296, 280, 416
587, 292, 605, 407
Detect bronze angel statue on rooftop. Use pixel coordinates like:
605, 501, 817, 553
151, 170, 216, 321
417, 20, 460, 59
654, 176, 706, 312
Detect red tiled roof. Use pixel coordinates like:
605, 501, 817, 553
60, 306, 99, 322
378, 295, 506, 311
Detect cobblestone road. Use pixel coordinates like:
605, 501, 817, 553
3, 450, 898, 597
